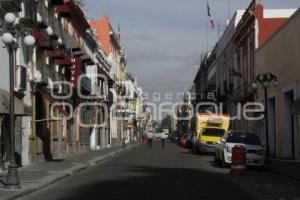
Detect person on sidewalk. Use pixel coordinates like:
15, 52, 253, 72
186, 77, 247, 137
147, 132, 153, 148
161, 132, 167, 148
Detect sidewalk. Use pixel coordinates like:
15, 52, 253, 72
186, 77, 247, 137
265, 159, 300, 181
0, 143, 140, 200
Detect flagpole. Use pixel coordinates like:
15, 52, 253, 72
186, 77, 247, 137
206, 21, 208, 52
228, 0, 231, 20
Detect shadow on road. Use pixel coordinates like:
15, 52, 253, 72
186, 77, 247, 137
50, 166, 256, 200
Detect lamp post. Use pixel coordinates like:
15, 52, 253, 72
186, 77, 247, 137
252, 72, 278, 157
1, 13, 35, 189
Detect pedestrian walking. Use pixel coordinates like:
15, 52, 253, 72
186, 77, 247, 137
147, 132, 153, 148
142, 133, 148, 143
161, 132, 167, 148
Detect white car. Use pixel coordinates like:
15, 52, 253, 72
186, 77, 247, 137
215, 131, 265, 167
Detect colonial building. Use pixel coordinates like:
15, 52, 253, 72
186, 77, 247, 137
255, 8, 300, 159
215, 10, 244, 114
193, 51, 217, 113
90, 15, 128, 145
229, 0, 295, 131
0, 0, 144, 171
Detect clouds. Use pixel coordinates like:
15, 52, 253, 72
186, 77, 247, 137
83, 0, 300, 102
123, 33, 158, 42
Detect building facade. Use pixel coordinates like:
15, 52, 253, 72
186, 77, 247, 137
0, 0, 145, 171
255, 8, 300, 159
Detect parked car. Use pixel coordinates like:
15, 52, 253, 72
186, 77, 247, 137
215, 131, 265, 167
186, 133, 194, 149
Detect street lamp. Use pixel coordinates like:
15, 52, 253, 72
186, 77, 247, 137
252, 72, 278, 158
1, 12, 36, 189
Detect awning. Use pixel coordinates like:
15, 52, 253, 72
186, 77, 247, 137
48, 49, 65, 59
291, 98, 300, 115
56, 55, 73, 66
32, 28, 52, 50
36, 88, 70, 117
0, 89, 32, 116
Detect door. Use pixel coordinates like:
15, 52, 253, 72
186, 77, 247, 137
268, 97, 276, 157
284, 90, 295, 159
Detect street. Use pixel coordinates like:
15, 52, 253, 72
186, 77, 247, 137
17, 141, 300, 200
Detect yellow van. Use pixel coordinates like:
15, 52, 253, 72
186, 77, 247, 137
192, 113, 230, 153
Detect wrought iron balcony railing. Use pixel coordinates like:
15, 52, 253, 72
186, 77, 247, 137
36, 0, 49, 29
19, 0, 36, 28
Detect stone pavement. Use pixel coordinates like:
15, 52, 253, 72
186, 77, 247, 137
0, 143, 140, 200
266, 159, 300, 181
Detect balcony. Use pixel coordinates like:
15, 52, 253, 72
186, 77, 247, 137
0, 0, 21, 12
36, 1, 49, 29
48, 12, 62, 40
35, 61, 49, 87
19, 0, 36, 28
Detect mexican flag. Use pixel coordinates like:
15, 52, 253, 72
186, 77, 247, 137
207, 2, 215, 29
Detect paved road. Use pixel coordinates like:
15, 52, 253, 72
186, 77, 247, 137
18, 141, 255, 200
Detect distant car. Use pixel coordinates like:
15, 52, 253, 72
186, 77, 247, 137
179, 134, 189, 148
215, 131, 265, 167
179, 133, 193, 148
170, 133, 179, 141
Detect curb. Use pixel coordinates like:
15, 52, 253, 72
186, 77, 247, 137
265, 166, 300, 182
3, 143, 141, 200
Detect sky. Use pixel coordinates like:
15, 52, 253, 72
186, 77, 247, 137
0, 1, 298, 95
82, 0, 299, 103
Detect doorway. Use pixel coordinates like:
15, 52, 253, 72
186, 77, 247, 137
284, 90, 295, 159
268, 97, 276, 157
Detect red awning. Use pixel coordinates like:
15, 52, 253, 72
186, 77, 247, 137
48, 49, 65, 59
56, 55, 73, 66
32, 28, 52, 50
36, 87, 70, 117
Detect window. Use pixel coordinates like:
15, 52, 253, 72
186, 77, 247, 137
202, 128, 225, 137
226, 132, 261, 145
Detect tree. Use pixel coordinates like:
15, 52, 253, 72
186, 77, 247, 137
160, 114, 174, 131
